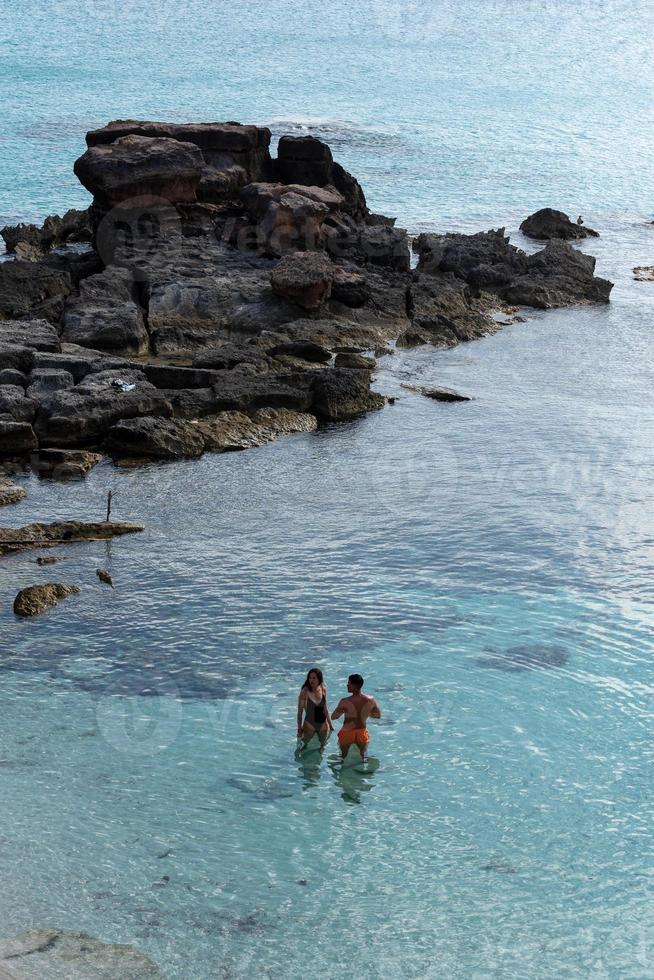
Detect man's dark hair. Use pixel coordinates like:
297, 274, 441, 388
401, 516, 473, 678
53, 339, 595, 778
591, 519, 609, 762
348, 673, 364, 690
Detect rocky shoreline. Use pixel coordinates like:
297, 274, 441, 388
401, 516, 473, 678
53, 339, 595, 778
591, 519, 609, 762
0, 119, 613, 476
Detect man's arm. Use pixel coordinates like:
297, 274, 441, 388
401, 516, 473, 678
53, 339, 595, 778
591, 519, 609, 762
331, 698, 345, 721
370, 698, 381, 720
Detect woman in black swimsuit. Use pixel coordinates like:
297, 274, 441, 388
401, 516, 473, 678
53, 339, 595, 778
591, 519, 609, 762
297, 668, 333, 744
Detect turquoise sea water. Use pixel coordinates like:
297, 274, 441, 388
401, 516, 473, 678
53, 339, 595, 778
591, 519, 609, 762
1, 2, 654, 977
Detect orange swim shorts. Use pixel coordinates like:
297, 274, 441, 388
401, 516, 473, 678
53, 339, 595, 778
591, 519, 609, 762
337, 728, 369, 750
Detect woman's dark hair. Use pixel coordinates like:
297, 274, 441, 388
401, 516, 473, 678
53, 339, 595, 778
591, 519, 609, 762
303, 667, 324, 689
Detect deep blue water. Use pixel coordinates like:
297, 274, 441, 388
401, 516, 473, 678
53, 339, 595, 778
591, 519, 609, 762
1, 2, 653, 977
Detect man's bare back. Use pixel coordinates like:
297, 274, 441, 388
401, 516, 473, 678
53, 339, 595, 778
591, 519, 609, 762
337, 693, 380, 730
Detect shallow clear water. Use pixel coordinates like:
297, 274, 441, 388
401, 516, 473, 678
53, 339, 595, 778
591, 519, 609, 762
1, 2, 654, 978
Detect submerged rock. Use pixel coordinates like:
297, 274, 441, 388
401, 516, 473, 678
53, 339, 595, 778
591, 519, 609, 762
520, 208, 599, 241
476, 644, 568, 672
0, 927, 163, 978
13, 583, 80, 617
633, 266, 654, 281
401, 384, 471, 402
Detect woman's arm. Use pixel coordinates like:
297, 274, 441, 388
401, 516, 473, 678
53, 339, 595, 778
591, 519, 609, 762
297, 691, 306, 736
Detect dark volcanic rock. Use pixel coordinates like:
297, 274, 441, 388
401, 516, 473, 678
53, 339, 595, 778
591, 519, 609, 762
105, 416, 205, 459
34, 371, 173, 447
415, 228, 612, 310
309, 368, 384, 421
74, 135, 205, 206
0, 419, 38, 453
0, 261, 71, 323
334, 352, 375, 370
0, 385, 37, 422
520, 208, 599, 241
0, 318, 61, 353
1, 208, 92, 255
270, 251, 333, 310
276, 135, 366, 216
269, 340, 332, 363
0, 368, 27, 387
14, 583, 80, 617
62, 266, 149, 355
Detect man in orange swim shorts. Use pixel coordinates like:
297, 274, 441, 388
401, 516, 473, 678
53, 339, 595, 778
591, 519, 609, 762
331, 674, 381, 758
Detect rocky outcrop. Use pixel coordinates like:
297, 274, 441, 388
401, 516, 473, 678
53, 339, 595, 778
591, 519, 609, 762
74, 135, 205, 207
0, 120, 615, 467
0, 519, 143, 556
1, 208, 91, 256
414, 228, 612, 311
0, 927, 163, 978
13, 582, 80, 616
520, 208, 599, 241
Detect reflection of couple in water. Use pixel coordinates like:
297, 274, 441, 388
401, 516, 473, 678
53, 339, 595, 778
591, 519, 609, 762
296, 668, 382, 758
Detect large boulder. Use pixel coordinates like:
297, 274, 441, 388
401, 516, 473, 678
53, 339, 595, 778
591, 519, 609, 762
105, 416, 205, 459
74, 135, 205, 207
276, 136, 367, 216
0, 261, 72, 323
13, 583, 80, 617
85, 119, 273, 200
309, 367, 384, 421
0, 419, 38, 453
270, 251, 334, 310
520, 208, 599, 241
0, 927, 163, 977
62, 267, 149, 354
242, 183, 333, 255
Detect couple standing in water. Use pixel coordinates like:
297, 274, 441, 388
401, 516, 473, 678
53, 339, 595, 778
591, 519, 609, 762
297, 668, 382, 757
